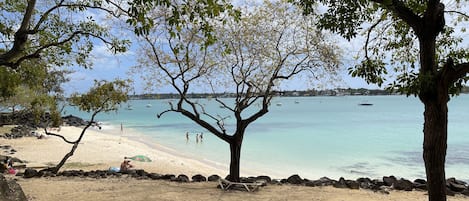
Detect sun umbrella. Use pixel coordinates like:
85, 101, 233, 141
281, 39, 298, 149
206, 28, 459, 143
125, 155, 152, 162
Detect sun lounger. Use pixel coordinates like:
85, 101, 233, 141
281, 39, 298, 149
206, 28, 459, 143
218, 178, 266, 192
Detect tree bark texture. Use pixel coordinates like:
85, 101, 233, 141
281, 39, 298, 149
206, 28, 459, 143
228, 139, 242, 182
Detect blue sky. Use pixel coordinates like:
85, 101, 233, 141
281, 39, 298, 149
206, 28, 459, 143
61, 2, 382, 96
61, 0, 468, 96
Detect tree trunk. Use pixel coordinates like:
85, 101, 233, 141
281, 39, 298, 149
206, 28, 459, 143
422, 94, 448, 201
227, 139, 242, 182
51, 142, 79, 174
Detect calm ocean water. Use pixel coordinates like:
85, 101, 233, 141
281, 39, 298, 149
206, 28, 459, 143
65, 95, 469, 181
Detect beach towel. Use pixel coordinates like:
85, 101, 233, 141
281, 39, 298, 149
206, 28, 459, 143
108, 167, 120, 173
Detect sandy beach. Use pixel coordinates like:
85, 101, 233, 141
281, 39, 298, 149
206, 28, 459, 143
1, 125, 469, 200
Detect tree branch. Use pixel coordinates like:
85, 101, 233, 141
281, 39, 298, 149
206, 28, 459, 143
371, 0, 423, 33
0, 0, 37, 67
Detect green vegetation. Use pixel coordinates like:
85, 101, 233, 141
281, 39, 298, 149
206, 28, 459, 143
128, 1, 340, 182
46, 80, 130, 174
292, 1, 469, 200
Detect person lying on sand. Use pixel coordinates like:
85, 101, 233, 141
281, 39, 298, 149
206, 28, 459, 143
120, 159, 133, 173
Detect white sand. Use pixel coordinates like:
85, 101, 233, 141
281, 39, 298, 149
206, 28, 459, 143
3, 126, 469, 201
1, 126, 226, 177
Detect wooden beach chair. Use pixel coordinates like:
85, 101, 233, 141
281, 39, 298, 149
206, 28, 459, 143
218, 178, 266, 192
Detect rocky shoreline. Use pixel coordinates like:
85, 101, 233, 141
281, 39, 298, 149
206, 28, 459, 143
10, 167, 469, 197
0, 112, 88, 139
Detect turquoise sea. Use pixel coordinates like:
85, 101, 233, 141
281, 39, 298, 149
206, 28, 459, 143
65, 95, 469, 181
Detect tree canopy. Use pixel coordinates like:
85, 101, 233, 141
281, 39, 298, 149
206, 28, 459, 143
292, 1, 469, 201
130, 0, 341, 181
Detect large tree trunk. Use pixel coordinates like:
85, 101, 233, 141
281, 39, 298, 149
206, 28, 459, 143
51, 142, 79, 174
422, 92, 449, 201
227, 139, 242, 182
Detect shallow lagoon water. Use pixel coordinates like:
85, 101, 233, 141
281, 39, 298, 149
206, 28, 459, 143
65, 95, 469, 181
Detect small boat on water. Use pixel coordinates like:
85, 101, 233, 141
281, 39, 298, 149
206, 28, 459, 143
358, 100, 373, 106
146, 104, 152, 108
276, 102, 282, 106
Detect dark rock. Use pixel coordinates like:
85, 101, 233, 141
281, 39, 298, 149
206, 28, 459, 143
177, 174, 190, 182
304, 180, 317, 187
413, 183, 427, 191
333, 177, 347, 188
394, 178, 413, 191
461, 188, 469, 196
23, 168, 37, 178
161, 174, 176, 180
0, 174, 27, 201
346, 180, 360, 189
447, 178, 467, 192
148, 173, 161, 180
447, 188, 456, 196
318, 177, 335, 186
414, 179, 426, 185
287, 174, 303, 185
383, 176, 397, 186
280, 179, 288, 184
136, 169, 147, 177
192, 174, 207, 182
207, 175, 220, 182
256, 175, 271, 183
357, 177, 373, 189
62, 171, 72, 177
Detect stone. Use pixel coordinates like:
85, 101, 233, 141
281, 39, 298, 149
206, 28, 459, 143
207, 175, 220, 182
346, 180, 360, 189
414, 179, 426, 184
256, 175, 271, 183
0, 174, 27, 201
461, 188, 469, 196
446, 188, 456, 196
318, 177, 335, 186
136, 169, 147, 177
148, 173, 162, 180
383, 176, 397, 187
192, 174, 207, 182
23, 168, 37, 178
304, 180, 317, 187
333, 177, 347, 188
357, 178, 373, 189
161, 174, 176, 180
447, 178, 467, 192
394, 178, 413, 191
286, 174, 303, 185
176, 174, 190, 182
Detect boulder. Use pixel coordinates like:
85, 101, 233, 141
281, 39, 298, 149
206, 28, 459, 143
23, 168, 38, 178
447, 178, 467, 192
286, 174, 303, 185
318, 177, 335, 186
357, 177, 373, 189
394, 179, 413, 191
346, 180, 360, 190
136, 169, 147, 177
207, 175, 220, 182
333, 177, 347, 188
256, 175, 272, 183
0, 174, 27, 201
161, 174, 176, 180
192, 174, 207, 182
461, 188, 469, 196
383, 176, 397, 186
176, 174, 190, 182
148, 173, 162, 180
446, 188, 456, 196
